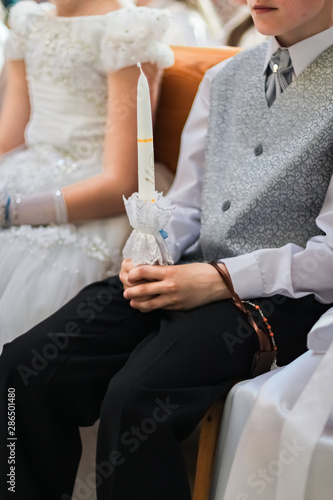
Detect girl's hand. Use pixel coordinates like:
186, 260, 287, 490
121, 261, 231, 312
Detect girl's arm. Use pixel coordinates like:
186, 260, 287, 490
62, 62, 162, 221
0, 60, 30, 155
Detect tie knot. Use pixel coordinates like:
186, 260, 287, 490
265, 48, 293, 107
269, 48, 292, 74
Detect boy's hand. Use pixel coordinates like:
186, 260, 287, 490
119, 258, 159, 303
119, 259, 139, 290
121, 261, 231, 312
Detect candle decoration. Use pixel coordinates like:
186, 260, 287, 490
122, 64, 174, 266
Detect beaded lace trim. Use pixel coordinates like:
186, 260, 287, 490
0, 224, 111, 262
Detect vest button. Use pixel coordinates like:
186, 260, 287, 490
254, 144, 263, 156
222, 200, 231, 212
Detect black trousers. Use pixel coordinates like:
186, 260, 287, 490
0, 275, 330, 500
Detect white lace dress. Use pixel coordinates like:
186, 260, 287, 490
0, 0, 173, 347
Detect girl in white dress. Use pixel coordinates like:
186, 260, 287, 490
0, 0, 174, 346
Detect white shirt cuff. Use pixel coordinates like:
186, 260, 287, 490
218, 253, 263, 299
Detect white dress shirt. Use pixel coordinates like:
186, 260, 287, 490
166, 27, 333, 304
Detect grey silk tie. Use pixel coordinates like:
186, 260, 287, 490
265, 48, 293, 107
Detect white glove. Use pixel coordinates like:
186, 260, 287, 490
0, 190, 68, 228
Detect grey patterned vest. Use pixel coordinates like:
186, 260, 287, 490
195, 42, 333, 262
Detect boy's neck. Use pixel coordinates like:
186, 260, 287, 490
277, 21, 333, 48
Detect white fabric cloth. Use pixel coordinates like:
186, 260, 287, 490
308, 307, 333, 353
210, 307, 333, 500
0, 1, 174, 347
165, 27, 333, 305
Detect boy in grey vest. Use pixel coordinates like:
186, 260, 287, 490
1, 1, 332, 499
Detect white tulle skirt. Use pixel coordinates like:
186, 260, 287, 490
0, 144, 131, 351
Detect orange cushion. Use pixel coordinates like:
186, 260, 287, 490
154, 45, 241, 174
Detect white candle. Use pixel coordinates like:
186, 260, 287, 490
137, 63, 155, 200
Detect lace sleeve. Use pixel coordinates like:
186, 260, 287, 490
101, 7, 174, 73
5, 0, 39, 60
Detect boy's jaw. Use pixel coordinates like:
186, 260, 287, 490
248, 0, 333, 47
249, 2, 280, 33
